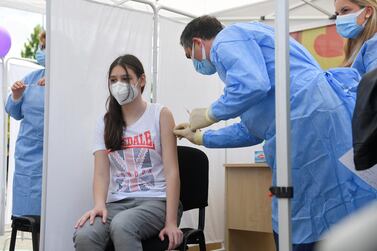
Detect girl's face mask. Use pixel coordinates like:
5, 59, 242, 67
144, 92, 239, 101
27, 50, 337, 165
110, 80, 139, 105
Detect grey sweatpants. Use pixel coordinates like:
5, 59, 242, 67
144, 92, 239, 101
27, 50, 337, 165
73, 198, 182, 251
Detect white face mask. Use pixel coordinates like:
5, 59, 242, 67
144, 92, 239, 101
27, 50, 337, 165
110, 81, 139, 105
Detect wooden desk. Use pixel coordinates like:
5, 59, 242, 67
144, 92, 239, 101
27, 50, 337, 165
225, 163, 275, 251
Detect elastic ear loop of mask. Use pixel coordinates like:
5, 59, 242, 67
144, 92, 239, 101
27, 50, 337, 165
338, 7, 365, 21
191, 42, 195, 63
353, 8, 368, 27
191, 40, 206, 61
124, 83, 132, 102
126, 79, 141, 102
201, 41, 207, 60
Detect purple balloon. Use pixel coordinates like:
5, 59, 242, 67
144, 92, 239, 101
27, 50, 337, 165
0, 26, 11, 57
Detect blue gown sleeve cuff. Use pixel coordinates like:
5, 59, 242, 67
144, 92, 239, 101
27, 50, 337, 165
11, 94, 23, 104
207, 106, 218, 122
5, 94, 24, 120
202, 122, 263, 148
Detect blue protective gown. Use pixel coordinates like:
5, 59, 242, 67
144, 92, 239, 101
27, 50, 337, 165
203, 22, 377, 244
352, 33, 377, 76
5, 69, 45, 216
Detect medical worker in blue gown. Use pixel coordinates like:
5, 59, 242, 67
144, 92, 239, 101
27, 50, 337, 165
173, 16, 377, 251
334, 0, 377, 75
5, 34, 46, 216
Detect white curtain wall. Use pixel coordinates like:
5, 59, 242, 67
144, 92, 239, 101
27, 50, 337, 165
45, 1, 153, 250
158, 16, 227, 243
157, 16, 263, 244
45, 0, 265, 249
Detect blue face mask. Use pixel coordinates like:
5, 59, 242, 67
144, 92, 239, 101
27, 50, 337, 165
336, 8, 366, 39
35, 48, 46, 66
192, 41, 217, 75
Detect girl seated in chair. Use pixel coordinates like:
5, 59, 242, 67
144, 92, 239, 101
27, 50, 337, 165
73, 54, 183, 251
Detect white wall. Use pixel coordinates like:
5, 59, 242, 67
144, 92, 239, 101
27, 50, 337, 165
45, 1, 153, 250
224, 118, 264, 164
158, 16, 228, 243
45, 1, 267, 249
157, 15, 265, 243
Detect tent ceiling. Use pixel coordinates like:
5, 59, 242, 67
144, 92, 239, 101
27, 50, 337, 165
212, 0, 335, 19
0, 0, 336, 31
0, 0, 46, 14
0, 0, 262, 15
211, 0, 336, 31
0, 0, 336, 18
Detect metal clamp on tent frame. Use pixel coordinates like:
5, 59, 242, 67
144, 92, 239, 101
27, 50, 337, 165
269, 186, 293, 198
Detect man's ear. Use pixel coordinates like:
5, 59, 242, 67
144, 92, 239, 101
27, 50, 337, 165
192, 37, 202, 46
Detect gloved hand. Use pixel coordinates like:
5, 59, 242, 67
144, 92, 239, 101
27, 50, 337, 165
189, 107, 217, 130
173, 123, 203, 145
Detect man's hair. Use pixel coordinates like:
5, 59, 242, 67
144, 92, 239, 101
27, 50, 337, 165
180, 15, 224, 48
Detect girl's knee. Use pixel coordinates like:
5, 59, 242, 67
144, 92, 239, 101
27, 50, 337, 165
110, 218, 142, 241
73, 220, 108, 246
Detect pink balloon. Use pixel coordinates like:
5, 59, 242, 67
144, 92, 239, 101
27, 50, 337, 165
0, 26, 11, 57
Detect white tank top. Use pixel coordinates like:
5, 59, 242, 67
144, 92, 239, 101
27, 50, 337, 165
94, 103, 166, 202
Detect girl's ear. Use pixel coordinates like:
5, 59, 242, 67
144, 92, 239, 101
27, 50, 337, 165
140, 73, 146, 87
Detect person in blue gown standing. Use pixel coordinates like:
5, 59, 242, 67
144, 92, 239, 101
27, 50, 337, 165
334, 0, 377, 75
173, 16, 377, 251
5, 31, 46, 216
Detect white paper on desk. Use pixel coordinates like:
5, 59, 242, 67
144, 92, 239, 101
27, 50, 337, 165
339, 148, 377, 189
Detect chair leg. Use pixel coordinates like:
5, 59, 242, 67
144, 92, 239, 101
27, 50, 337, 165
9, 228, 17, 251
180, 239, 189, 251
199, 239, 206, 251
198, 232, 206, 251
31, 227, 39, 251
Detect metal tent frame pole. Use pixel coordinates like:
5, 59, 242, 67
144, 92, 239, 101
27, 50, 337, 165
40, 1, 51, 248
275, 0, 292, 250
0, 57, 6, 235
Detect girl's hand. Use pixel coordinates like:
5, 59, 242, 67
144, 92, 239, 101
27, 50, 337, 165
74, 204, 107, 228
159, 224, 183, 250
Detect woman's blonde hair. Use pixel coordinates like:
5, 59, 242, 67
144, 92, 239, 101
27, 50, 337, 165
340, 0, 377, 66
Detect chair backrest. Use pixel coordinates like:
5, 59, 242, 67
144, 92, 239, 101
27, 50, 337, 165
177, 146, 209, 229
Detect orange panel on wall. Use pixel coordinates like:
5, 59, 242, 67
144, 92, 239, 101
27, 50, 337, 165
291, 25, 345, 69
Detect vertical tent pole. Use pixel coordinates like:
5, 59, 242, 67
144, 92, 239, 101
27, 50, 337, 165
152, 3, 159, 103
40, 0, 51, 248
275, 0, 292, 250
0, 57, 6, 235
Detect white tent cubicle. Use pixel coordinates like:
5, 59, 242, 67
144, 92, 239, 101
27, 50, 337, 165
0, 0, 334, 250
43, 1, 232, 250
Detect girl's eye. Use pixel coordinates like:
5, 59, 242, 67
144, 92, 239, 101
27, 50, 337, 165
109, 79, 117, 84
121, 77, 131, 82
